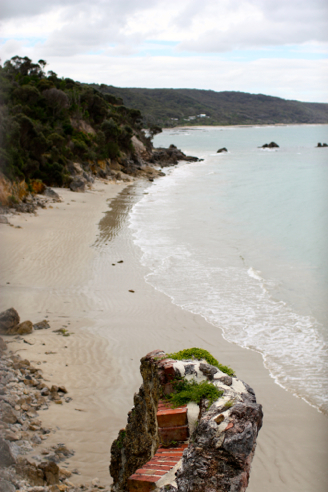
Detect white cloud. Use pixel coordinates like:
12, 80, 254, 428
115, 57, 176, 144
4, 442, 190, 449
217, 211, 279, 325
0, 0, 327, 101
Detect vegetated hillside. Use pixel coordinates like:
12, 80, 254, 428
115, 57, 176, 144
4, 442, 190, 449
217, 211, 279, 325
0, 56, 147, 187
92, 85, 328, 128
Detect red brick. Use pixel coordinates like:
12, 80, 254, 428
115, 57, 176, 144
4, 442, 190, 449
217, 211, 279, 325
159, 425, 189, 444
128, 476, 156, 492
157, 407, 188, 428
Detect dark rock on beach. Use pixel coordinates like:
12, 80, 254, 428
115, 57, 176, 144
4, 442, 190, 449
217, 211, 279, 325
7, 320, 33, 336
0, 308, 20, 334
70, 176, 86, 192
43, 188, 61, 201
33, 320, 50, 331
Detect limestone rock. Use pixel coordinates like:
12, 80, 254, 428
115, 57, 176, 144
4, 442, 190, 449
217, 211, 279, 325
0, 308, 20, 334
0, 438, 16, 467
8, 320, 33, 335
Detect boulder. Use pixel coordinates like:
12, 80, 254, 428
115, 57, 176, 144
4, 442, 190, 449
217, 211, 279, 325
0, 216, 9, 224
15, 459, 44, 486
38, 462, 59, 485
8, 320, 33, 335
217, 147, 228, 153
69, 177, 86, 192
0, 308, 20, 334
317, 142, 328, 147
43, 188, 61, 201
33, 320, 50, 330
0, 438, 16, 467
0, 402, 18, 424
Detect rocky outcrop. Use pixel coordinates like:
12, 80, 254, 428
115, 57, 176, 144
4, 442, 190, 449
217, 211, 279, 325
149, 145, 199, 167
110, 351, 163, 492
317, 142, 328, 147
217, 147, 228, 153
110, 350, 263, 492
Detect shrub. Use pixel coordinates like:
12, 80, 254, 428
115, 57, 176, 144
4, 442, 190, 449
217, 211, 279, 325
166, 379, 223, 408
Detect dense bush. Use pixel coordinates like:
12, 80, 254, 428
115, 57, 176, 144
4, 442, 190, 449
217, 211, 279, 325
0, 55, 143, 186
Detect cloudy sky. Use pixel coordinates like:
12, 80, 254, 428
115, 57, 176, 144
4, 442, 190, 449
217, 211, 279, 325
0, 0, 327, 102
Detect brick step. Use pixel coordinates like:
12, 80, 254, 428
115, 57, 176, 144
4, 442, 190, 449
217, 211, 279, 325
128, 444, 188, 492
157, 400, 189, 445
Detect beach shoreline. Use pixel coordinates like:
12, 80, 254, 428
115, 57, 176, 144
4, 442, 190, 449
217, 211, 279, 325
1, 177, 328, 491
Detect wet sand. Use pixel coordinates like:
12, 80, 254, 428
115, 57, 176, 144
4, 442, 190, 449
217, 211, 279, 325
1, 179, 327, 491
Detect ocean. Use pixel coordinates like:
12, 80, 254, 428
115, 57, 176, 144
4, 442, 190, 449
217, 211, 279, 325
129, 125, 328, 414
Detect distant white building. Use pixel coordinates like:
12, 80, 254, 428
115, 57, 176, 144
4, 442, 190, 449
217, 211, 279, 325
197, 114, 207, 118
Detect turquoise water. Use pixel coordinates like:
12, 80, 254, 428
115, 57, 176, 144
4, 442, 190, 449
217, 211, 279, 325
129, 125, 328, 413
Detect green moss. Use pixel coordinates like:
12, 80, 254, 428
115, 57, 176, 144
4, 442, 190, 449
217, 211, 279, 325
166, 379, 223, 408
116, 429, 126, 449
167, 348, 234, 376
224, 399, 235, 409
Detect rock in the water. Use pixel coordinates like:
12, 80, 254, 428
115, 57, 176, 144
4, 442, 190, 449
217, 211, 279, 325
317, 142, 328, 147
217, 147, 228, 153
0, 308, 20, 334
0, 438, 16, 467
70, 177, 86, 192
33, 320, 50, 330
8, 320, 33, 335
261, 141, 279, 148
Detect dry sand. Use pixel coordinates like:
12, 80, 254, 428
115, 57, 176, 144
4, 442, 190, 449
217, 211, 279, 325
1, 179, 327, 491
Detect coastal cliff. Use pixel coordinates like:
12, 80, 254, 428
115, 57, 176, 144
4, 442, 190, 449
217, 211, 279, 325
110, 350, 263, 492
0, 56, 198, 211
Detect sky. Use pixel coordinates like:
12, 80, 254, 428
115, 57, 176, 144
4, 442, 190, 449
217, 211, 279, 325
0, 0, 327, 102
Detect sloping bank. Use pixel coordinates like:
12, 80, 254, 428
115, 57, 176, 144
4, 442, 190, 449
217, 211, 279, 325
110, 349, 263, 492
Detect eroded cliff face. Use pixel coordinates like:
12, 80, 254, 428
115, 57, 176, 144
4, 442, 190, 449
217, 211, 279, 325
109, 350, 263, 492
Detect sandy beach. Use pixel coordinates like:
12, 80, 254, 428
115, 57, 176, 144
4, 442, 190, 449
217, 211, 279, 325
1, 178, 328, 491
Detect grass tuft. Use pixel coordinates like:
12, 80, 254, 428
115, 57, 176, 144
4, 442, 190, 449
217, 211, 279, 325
167, 347, 234, 377
166, 379, 223, 408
